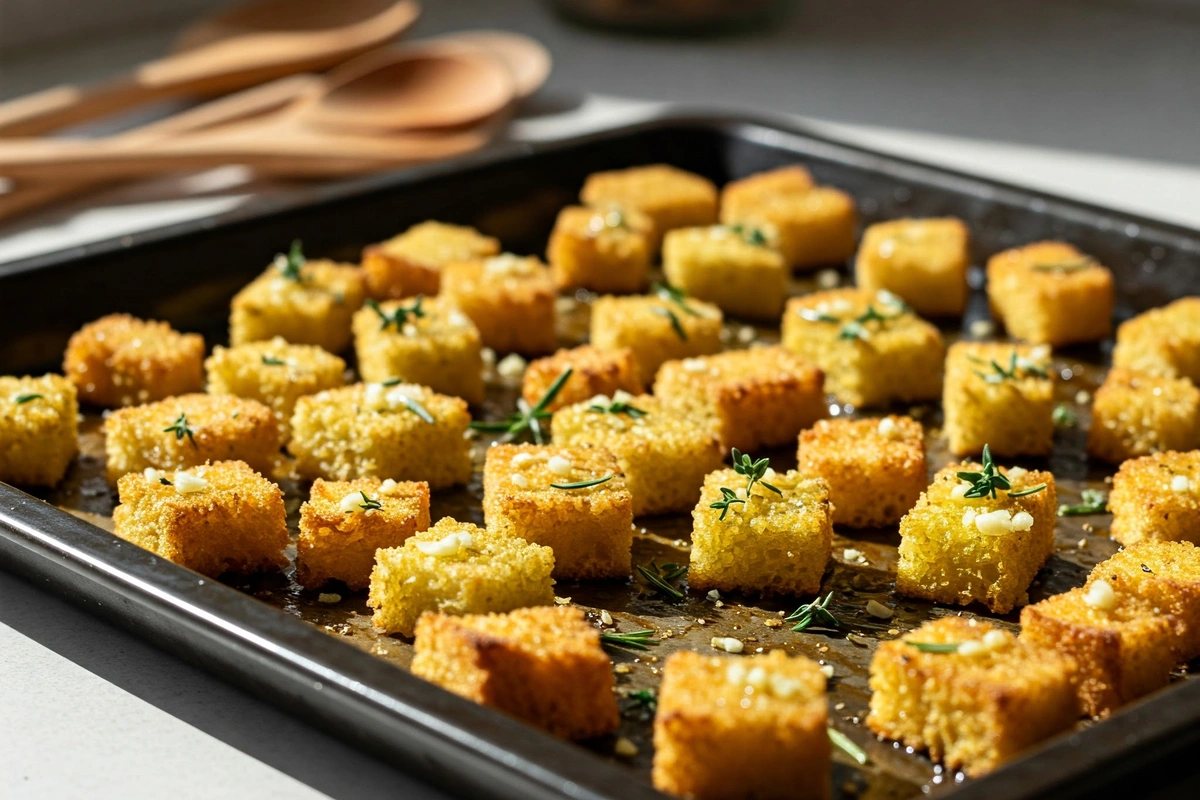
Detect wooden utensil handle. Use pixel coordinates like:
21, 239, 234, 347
0, 76, 173, 137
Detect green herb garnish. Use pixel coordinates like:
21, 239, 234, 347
1009, 483, 1048, 497
375, 380, 436, 424
600, 629, 657, 650
1031, 257, 1095, 274
652, 306, 688, 341
828, 728, 869, 766
711, 449, 783, 520
728, 223, 769, 247
906, 642, 961, 653
798, 309, 839, 323
366, 295, 426, 332
1053, 403, 1078, 427
710, 486, 744, 520
159, 477, 173, 486
1059, 488, 1108, 516
353, 491, 382, 513
969, 351, 1049, 383
275, 239, 306, 282
261, 355, 287, 366
653, 283, 700, 317
627, 688, 657, 709
468, 368, 572, 445
163, 412, 197, 448
786, 592, 840, 632
587, 398, 647, 418
13, 393, 43, 404
636, 561, 687, 599
551, 475, 614, 490
955, 444, 1046, 499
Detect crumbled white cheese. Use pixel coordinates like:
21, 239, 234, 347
1010, 511, 1034, 531
711, 636, 744, 654
974, 509, 1015, 536
173, 470, 208, 495
143, 468, 165, 483
339, 490, 369, 514
962, 508, 978, 527
681, 358, 708, 372
877, 417, 899, 439
547, 455, 573, 476
951, 482, 971, 500
866, 599, 894, 619
1084, 579, 1117, 611
510, 473, 530, 489
511, 452, 534, 466
1171, 475, 1191, 493
414, 531, 474, 557
379, 478, 400, 496
497, 353, 527, 379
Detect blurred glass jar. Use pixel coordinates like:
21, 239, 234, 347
548, 0, 793, 34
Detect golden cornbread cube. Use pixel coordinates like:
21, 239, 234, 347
796, 416, 925, 528
867, 617, 1077, 776
352, 296, 484, 405
521, 345, 643, 413
854, 217, 970, 318
63, 313, 204, 408
1109, 450, 1200, 546
1113, 297, 1200, 382
289, 382, 471, 489
482, 444, 632, 579
1087, 368, 1200, 463
942, 341, 1055, 457
720, 165, 815, 210
781, 288, 943, 408
439, 254, 557, 355
1020, 585, 1177, 718
204, 337, 346, 441
589, 293, 723, 382
896, 461, 1057, 613
546, 205, 653, 294
0, 374, 78, 488
661, 224, 788, 320
1090, 541, 1200, 659
297, 477, 431, 590
104, 393, 279, 484
411, 606, 618, 740
721, 185, 857, 270
689, 468, 832, 596
362, 221, 499, 300
112, 460, 288, 578
229, 247, 366, 353
653, 347, 826, 452
653, 649, 830, 800
986, 241, 1114, 346
579, 164, 718, 252
367, 517, 555, 637
551, 394, 723, 517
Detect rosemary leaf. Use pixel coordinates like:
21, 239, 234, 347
1008, 483, 1047, 498
828, 728, 869, 765
468, 368, 573, 444
652, 306, 688, 341
551, 475, 614, 490
261, 355, 287, 366
636, 561, 687, 599
13, 393, 43, 404
1059, 488, 1108, 516
906, 641, 961, 653
600, 629, 657, 650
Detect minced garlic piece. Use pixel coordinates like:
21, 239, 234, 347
496, 353, 527, 379
547, 455, 573, 476
877, 417, 899, 439
510, 473, 530, 489
414, 531, 473, 557
711, 636, 744, 654
1084, 579, 1117, 611
173, 470, 208, 495
511, 452, 534, 466
866, 599, 893, 619
1171, 475, 1191, 493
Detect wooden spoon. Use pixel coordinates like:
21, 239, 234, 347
428, 31, 552, 99
0, 48, 514, 183
0, 0, 421, 137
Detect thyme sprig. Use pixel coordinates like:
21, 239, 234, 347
798, 300, 906, 341
968, 351, 1049, 383
636, 561, 687, 599
600, 629, 657, 650
13, 393, 43, 404
551, 475, 614, 490
828, 728, 869, 766
710, 487, 745, 520
1031, 257, 1095, 274
786, 592, 840, 632
906, 642, 961, 653
468, 368, 572, 445
274, 239, 306, 282
163, 412, 197, 448
1059, 488, 1108, 516
957, 445, 1023, 499
1052, 403, 1078, 427
261, 355, 287, 366
711, 449, 783, 520
587, 397, 646, 418
353, 491, 382, 513
366, 295, 426, 332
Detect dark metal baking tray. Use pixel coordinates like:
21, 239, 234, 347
2, 111, 1200, 800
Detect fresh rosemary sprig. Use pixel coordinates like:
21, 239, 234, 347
636, 561, 687, 599
906, 641, 961, 653
968, 351, 1049, 383
828, 728, 869, 766
366, 295, 426, 331
163, 412, 197, 448
1009, 483, 1048, 497
627, 688, 657, 709
468, 368, 572, 445
600, 629, 657, 650
261, 355, 287, 366
1031, 257, 1095, 274
275, 239, 306, 282
955, 444, 1047, 499
1052, 403, 1078, 427
1059, 488, 1108, 516
653, 283, 700, 317
786, 592, 840, 632
353, 491, 382, 513
377, 380, 436, 424
551, 475, 614, 490
13, 393, 43, 404
652, 306, 688, 341
587, 398, 646, 418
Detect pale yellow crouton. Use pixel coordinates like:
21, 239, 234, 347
689, 467, 832, 597
867, 617, 1077, 776
367, 518, 555, 637
412, 606, 619, 740
896, 460, 1057, 613
653, 347, 826, 452
589, 293, 723, 383
653, 650, 830, 800
1109, 450, 1200, 546
482, 444, 632, 579
1089, 541, 1200, 659
288, 383, 471, 489
521, 345, 643, 413
854, 217, 970, 318
551, 394, 723, 517
546, 205, 653, 294
580, 164, 718, 252
112, 460, 287, 577
943, 341, 1055, 457
297, 477, 431, 590
720, 165, 815, 210
440, 254, 557, 356
1020, 586, 1177, 718
0, 374, 78, 487
661, 224, 788, 320
781, 288, 943, 408
722, 185, 857, 270
1087, 368, 1200, 463
797, 416, 925, 528
362, 221, 499, 300
64, 313, 204, 408
1112, 297, 1200, 382
352, 296, 484, 405
204, 337, 345, 441
987, 241, 1114, 346
103, 393, 279, 484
